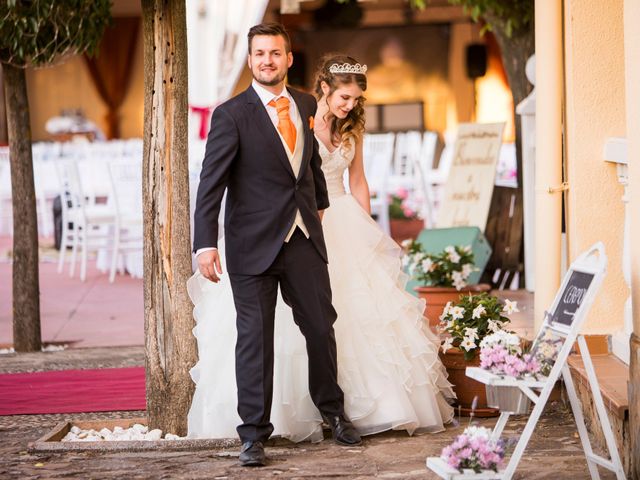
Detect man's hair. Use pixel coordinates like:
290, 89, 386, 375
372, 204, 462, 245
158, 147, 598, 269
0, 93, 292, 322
247, 22, 291, 53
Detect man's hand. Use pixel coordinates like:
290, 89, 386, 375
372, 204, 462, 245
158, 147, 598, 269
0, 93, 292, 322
318, 209, 325, 221
197, 249, 223, 283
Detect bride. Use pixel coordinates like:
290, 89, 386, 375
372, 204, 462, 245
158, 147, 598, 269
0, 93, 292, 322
187, 54, 455, 442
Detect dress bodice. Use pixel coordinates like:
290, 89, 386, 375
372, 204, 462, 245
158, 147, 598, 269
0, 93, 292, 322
317, 137, 355, 198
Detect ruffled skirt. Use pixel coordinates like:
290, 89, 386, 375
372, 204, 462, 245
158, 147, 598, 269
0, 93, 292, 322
187, 193, 454, 441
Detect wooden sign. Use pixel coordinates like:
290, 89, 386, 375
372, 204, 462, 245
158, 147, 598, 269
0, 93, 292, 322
436, 122, 505, 230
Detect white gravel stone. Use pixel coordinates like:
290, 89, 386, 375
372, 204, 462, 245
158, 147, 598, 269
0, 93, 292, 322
61, 425, 185, 442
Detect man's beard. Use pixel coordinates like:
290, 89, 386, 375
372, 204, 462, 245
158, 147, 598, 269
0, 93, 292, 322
253, 68, 287, 87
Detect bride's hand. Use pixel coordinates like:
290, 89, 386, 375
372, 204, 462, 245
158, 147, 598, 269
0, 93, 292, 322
198, 249, 223, 283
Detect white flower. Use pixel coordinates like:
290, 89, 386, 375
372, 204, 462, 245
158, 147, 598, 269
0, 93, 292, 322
472, 305, 486, 319
503, 299, 520, 314
445, 245, 455, 254
442, 301, 453, 316
464, 327, 479, 340
441, 337, 454, 353
461, 263, 473, 278
452, 275, 467, 290
401, 255, 411, 268
448, 250, 461, 263
487, 319, 501, 333
421, 258, 434, 272
450, 306, 465, 320
400, 239, 412, 249
463, 426, 492, 440
463, 245, 473, 253
460, 337, 477, 351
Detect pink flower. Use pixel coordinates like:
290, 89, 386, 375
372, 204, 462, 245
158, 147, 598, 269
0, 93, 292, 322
396, 188, 409, 200
402, 206, 415, 218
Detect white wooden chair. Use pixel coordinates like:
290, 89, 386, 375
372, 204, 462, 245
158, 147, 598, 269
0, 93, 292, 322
55, 158, 116, 281
363, 132, 395, 234
0, 147, 12, 236
107, 159, 143, 282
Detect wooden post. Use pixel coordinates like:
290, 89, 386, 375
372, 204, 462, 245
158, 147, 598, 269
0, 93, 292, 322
2, 63, 41, 352
141, 0, 197, 436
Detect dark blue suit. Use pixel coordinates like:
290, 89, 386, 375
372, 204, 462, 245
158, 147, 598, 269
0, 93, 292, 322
193, 85, 344, 443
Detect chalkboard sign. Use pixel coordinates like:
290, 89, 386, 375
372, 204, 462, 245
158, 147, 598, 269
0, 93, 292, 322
550, 270, 595, 327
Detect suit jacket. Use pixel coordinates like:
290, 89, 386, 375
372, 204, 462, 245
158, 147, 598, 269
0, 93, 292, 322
193, 85, 330, 275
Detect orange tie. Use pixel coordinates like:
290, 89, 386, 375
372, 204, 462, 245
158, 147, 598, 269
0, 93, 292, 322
268, 96, 297, 153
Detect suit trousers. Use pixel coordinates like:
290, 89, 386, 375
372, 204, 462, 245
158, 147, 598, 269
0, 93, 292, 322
229, 228, 344, 443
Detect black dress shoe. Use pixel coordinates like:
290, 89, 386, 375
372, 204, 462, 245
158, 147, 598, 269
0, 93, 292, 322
239, 441, 266, 467
322, 414, 362, 446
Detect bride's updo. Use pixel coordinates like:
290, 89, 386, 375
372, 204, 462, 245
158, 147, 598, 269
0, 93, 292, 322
313, 54, 367, 150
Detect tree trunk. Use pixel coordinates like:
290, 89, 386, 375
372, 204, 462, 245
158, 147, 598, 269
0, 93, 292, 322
2, 63, 41, 352
481, 15, 535, 285
141, 0, 196, 436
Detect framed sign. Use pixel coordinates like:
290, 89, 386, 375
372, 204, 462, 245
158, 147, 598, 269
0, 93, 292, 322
436, 122, 505, 230
548, 271, 595, 327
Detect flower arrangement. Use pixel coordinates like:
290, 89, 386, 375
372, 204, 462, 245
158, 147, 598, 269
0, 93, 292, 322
388, 188, 420, 220
440, 293, 517, 361
440, 425, 505, 473
479, 331, 540, 378
402, 241, 475, 290
529, 328, 564, 376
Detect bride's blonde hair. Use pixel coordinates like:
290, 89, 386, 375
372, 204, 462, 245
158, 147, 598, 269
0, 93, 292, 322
313, 54, 367, 151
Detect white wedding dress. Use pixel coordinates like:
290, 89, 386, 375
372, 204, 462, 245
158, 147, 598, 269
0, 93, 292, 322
187, 138, 455, 442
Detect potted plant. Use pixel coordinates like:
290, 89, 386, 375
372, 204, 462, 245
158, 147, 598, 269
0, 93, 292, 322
388, 188, 423, 243
438, 293, 519, 416
403, 241, 491, 330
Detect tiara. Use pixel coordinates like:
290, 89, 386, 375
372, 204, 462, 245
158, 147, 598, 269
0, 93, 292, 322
329, 62, 368, 76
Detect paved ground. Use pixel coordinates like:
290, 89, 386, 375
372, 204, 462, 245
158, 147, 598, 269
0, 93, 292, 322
2, 237, 610, 478
0, 347, 614, 479
0, 236, 144, 348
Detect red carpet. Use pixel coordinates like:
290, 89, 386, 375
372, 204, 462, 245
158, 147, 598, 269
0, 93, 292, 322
0, 367, 146, 415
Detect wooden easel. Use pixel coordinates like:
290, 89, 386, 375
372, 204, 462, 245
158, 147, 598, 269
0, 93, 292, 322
427, 242, 626, 480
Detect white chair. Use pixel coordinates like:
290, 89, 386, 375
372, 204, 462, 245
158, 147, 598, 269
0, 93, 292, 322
55, 158, 116, 281
363, 132, 395, 234
107, 159, 143, 282
412, 131, 439, 228
0, 148, 12, 236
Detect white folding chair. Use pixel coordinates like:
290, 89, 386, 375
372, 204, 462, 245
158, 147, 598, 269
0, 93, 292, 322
107, 159, 143, 282
412, 131, 439, 228
0, 147, 12, 236
363, 132, 395, 234
55, 158, 116, 281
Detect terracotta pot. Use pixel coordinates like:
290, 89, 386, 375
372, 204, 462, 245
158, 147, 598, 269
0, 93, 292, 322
414, 284, 491, 332
439, 347, 499, 417
389, 218, 424, 243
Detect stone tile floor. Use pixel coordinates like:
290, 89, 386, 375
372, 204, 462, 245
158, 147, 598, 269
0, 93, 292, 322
0, 346, 614, 479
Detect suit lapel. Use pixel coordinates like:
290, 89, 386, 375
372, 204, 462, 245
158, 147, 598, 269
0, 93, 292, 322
244, 86, 295, 179
288, 87, 312, 181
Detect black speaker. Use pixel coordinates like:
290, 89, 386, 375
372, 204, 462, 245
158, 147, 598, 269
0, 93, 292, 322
287, 50, 306, 88
465, 43, 487, 79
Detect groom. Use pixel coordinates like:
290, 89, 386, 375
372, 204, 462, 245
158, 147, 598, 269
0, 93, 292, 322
193, 23, 361, 466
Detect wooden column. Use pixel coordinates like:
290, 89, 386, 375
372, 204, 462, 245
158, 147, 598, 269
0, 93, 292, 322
141, 0, 197, 436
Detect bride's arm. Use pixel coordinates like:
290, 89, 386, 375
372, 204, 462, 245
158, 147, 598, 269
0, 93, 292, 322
348, 139, 371, 214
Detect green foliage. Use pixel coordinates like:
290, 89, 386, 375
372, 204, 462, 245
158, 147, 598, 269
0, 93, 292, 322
439, 292, 513, 361
405, 241, 475, 288
446, 0, 534, 37
0, 0, 112, 67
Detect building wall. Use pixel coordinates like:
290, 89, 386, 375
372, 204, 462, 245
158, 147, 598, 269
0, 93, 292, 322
25, 25, 144, 141
564, 0, 627, 333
